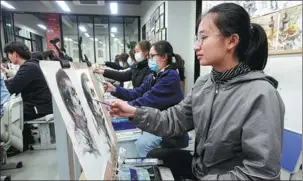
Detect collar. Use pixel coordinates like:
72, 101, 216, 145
211, 62, 251, 84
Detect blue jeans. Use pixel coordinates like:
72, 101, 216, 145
135, 132, 162, 157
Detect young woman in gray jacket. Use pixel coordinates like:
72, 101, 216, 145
109, 3, 285, 181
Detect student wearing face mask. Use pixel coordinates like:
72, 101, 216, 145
127, 49, 136, 67
94, 40, 152, 88
103, 40, 188, 157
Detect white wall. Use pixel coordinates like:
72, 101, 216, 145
264, 54, 302, 134
140, 1, 196, 95
166, 1, 196, 95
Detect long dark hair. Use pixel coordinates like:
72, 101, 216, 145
207, 3, 268, 70
152, 40, 185, 81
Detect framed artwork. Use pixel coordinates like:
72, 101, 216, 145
160, 14, 165, 29
251, 4, 302, 54
161, 28, 166, 40
160, 2, 165, 15
155, 19, 159, 32
150, 12, 156, 31
155, 7, 160, 20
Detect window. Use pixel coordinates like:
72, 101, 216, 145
62, 15, 78, 61
78, 16, 95, 63
124, 18, 139, 52
94, 16, 109, 64
109, 16, 124, 61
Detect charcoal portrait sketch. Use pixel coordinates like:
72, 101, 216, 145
56, 69, 100, 156
81, 73, 113, 150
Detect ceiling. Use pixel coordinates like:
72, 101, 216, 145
3, 1, 142, 16
31, 13, 137, 24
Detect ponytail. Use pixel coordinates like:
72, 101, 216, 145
172, 54, 185, 81
245, 23, 268, 70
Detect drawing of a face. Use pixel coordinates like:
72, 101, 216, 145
56, 69, 100, 156
81, 73, 112, 148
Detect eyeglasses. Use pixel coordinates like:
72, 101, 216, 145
195, 34, 223, 46
149, 54, 160, 58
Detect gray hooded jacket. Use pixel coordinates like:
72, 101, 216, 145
131, 71, 285, 180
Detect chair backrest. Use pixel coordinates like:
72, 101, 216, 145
281, 129, 302, 173
0, 95, 24, 151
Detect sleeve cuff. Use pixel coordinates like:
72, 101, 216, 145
111, 85, 121, 97
130, 107, 145, 125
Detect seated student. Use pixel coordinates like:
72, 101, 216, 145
0, 73, 10, 117
104, 40, 188, 157
61, 48, 73, 62
4, 41, 53, 149
117, 53, 130, 70
127, 49, 136, 67
94, 40, 152, 88
105, 54, 123, 70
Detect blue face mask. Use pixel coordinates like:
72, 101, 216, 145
148, 58, 160, 72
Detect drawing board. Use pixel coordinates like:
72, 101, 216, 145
40, 61, 116, 180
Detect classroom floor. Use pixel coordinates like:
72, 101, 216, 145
1, 149, 58, 180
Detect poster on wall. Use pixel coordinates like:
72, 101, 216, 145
160, 15, 165, 29
202, 1, 302, 18
276, 5, 302, 53
252, 4, 302, 54
40, 61, 116, 180
251, 11, 280, 51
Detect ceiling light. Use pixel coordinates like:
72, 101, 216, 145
84, 33, 90, 37
110, 2, 118, 15
64, 37, 68, 41
1, 1, 15, 9
111, 27, 117, 33
95, 38, 98, 41
6, 23, 12, 27
37, 24, 47, 30
114, 38, 118, 41
56, 1, 71, 12
90, 38, 94, 41
110, 33, 115, 37
79, 26, 86, 32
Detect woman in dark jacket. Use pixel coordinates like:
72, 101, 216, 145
94, 40, 152, 88
103, 40, 188, 157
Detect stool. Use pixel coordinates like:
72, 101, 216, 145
26, 114, 56, 150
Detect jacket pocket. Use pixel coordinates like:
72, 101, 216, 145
203, 142, 236, 167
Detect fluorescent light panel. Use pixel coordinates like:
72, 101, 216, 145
1, 1, 15, 9
79, 26, 86, 32
37, 24, 47, 30
110, 33, 115, 37
56, 1, 71, 12
110, 2, 118, 14
111, 27, 117, 33
84, 33, 90, 37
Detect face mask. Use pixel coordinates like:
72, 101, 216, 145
148, 58, 160, 72
127, 58, 133, 66
135, 52, 145, 62
119, 61, 124, 67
